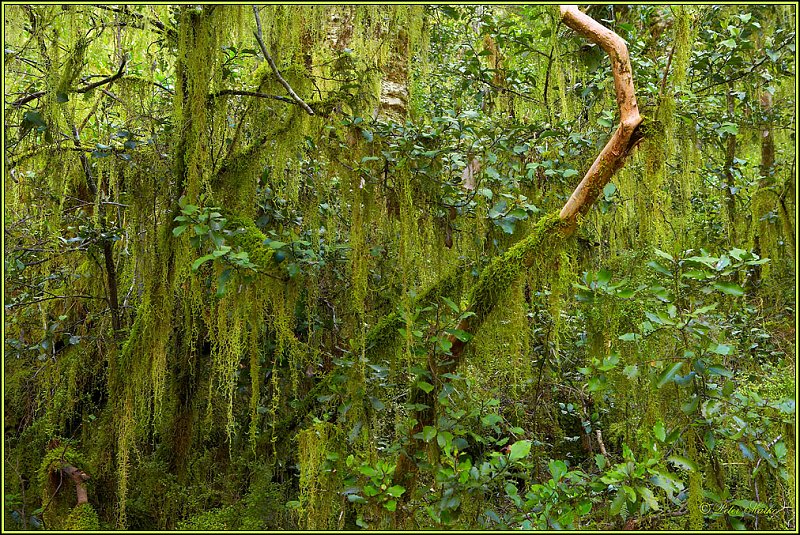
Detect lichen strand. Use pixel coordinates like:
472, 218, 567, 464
296, 421, 344, 529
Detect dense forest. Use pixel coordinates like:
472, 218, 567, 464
3, 4, 796, 531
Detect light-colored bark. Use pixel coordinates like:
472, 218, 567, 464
558, 5, 643, 223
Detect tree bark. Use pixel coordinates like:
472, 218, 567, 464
558, 4, 644, 223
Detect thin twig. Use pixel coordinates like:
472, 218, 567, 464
251, 6, 314, 116
210, 89, 295, 105
9, 58, 127, 108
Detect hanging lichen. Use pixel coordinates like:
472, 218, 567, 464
296, 421, 344, 529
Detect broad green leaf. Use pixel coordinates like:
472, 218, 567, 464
668, 455, 699, 472
385, 485, 405, 497
610, 490, 626, 516
707, 364, 733, 377
441, 296, 460, 314
704, 430, 716, 452
422, 426, 437, 442
359, 465, 379, 477
647, 260, 672, 277
656, 362, 683, 388
595, 453, 606, 470
653, 420, 666, 442
638, 486, 659, 511
548, 459, 567, 481
711, 343, 732, 355
653, 248, 674, 262
191, 254, 214, 271
417, 381, 434, 394
714, 281, 744, 296
508, 440, 532, 462
623, 364, 639, 379
445, 328, 472, 342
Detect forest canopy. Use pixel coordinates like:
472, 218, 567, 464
3, 4, 796, 531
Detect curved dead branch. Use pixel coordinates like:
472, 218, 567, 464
252, 6, 315, 116
558, 4, 643, 223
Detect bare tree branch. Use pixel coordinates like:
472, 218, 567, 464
210, 89, 295, 105
9, 58, 127, 108
558, 4, 644, 223
251, 6, 314, 116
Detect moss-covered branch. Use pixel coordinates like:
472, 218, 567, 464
445, 212, 570, 369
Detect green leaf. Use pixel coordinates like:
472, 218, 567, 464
385, 485, 405, 497
212, 245, 231, 258
638, 486, 659, 511
172, 225, 188, 237
358, 465, 379, 477
497, 217, 516, 234
347, 494, 367, 504
619, 332, 639, 342
656, 362, 683, 388
707, 364, 733, 377
623, 364, 639, 379
729, 517, 746, 530
422, 426, 437, 442
488, 200, 507, 219
603, 182, 617, 200
441, 296, 460, 314
416, 381, 434, 394
610, 490, 626, 516
508, 440, 532, 462
595, 453, 606, 470
713, 281, 744, 296
647, 260, 672, 277
445, 328, 472, 342
653, 420, 666, 442
562, 168, 579, 178
508, 208, 528, 219
711, 343, 732, 355
653, 248, 674, 262
704, 430, 716, 452
384, 499, 397, 512
548, 459, 567, 481
191, 254, 214, 271
437, 431, 453, 450
668, 455, 699, 472
681, 395, 699, 414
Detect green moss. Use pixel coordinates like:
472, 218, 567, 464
468, 212, 569, 326
39, 444, 90, 530
225, 216, 284, 278
65, 503, 100, 531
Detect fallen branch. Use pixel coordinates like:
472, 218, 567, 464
251, 6, 314, 116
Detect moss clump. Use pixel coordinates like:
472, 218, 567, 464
225, 216, 285, 279
65, 503, 100, 531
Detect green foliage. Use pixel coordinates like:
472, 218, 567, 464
3, 4, 794, 532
